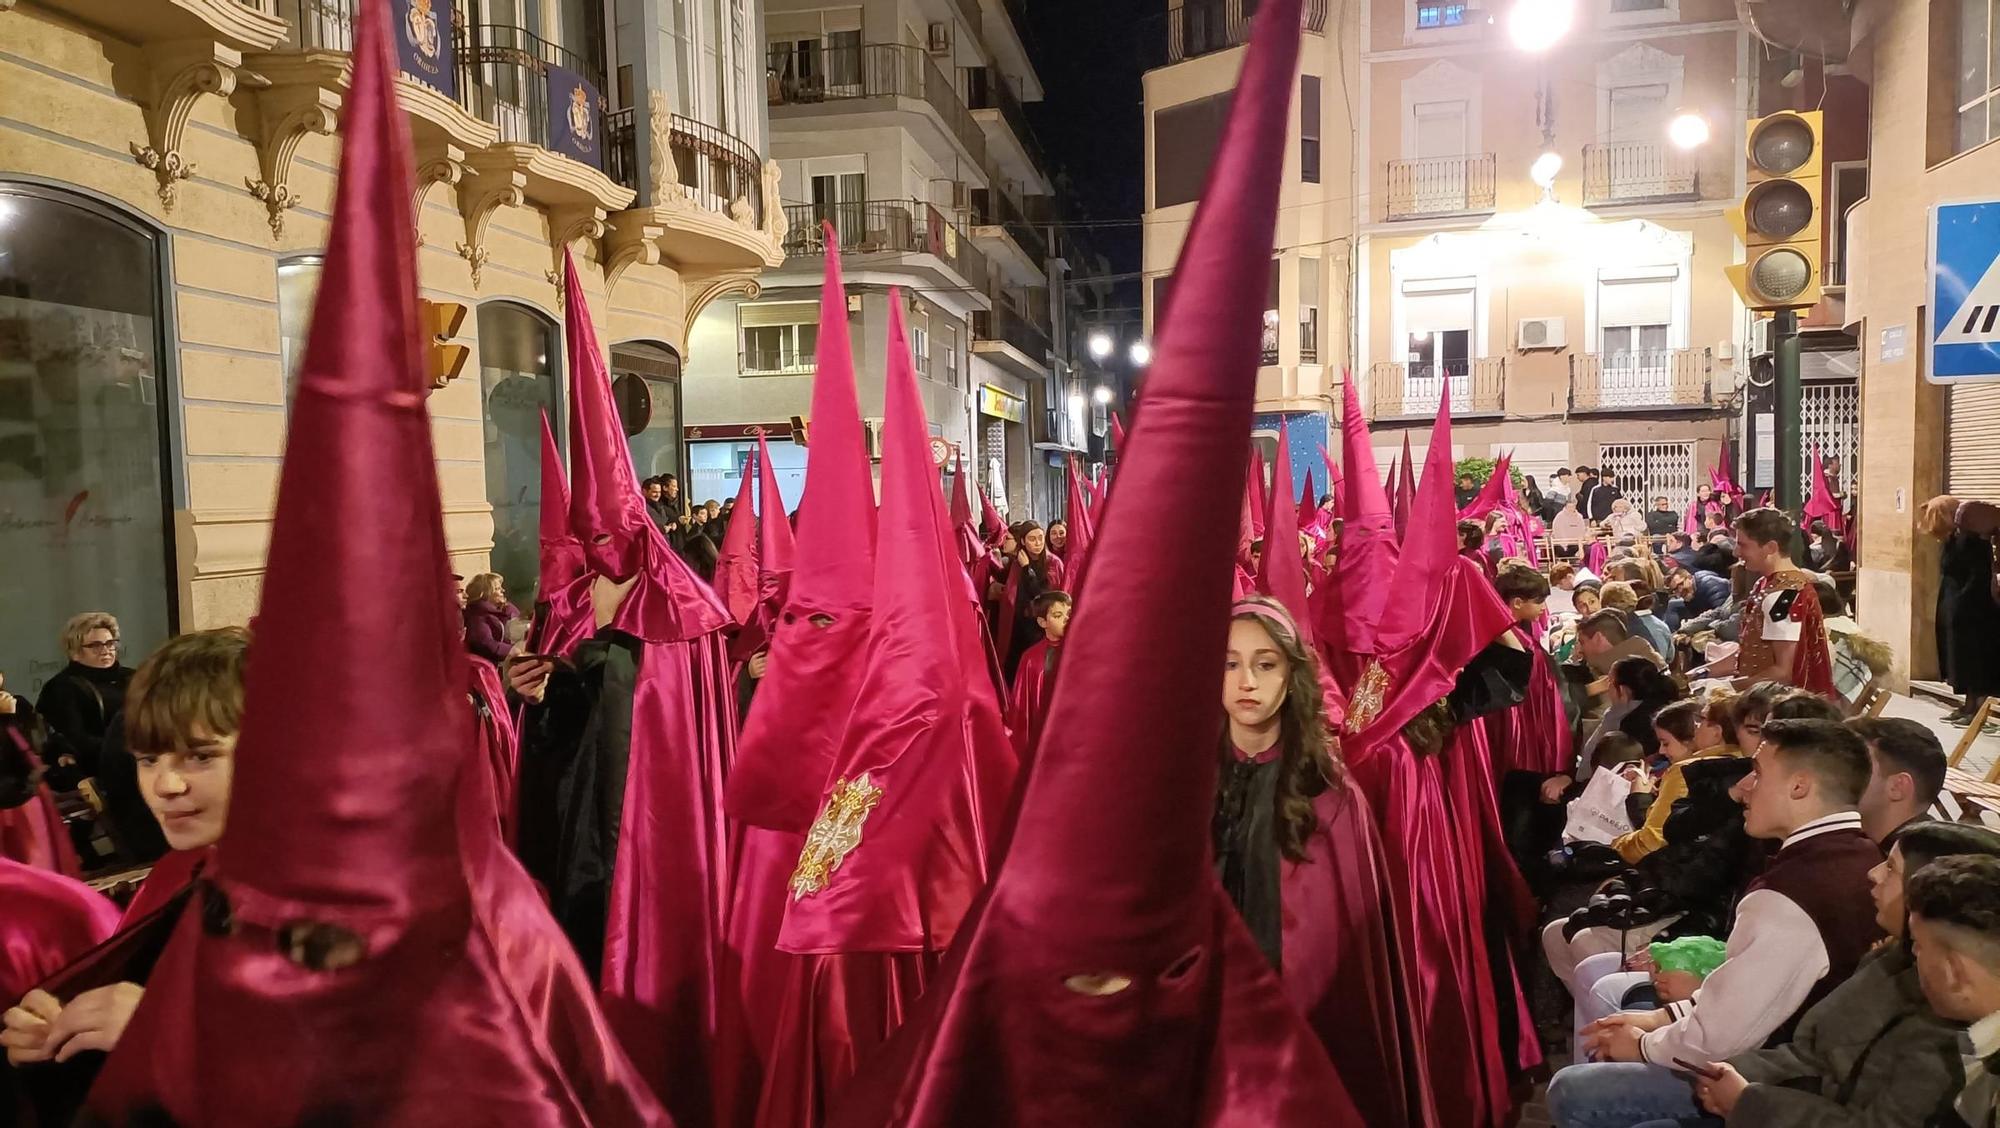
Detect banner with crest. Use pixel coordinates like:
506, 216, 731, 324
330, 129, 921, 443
391, 0, 455, 99
546, 65, 603, 170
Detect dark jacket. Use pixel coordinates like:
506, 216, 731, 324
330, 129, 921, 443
1938, 531, 2000, 698
1586, 483, 1624, 522
1646, 509, 1682, 536
1665, 569, 1735, 631
1566, 754, 1758, 942
35, 661, 132, 778
1730, 945, 1963, 1128
463, 599, 519, 664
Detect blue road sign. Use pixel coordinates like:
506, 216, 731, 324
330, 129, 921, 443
1931, 200, 2000, 383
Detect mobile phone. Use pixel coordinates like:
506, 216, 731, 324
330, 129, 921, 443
1672, 1057, 1724, 1080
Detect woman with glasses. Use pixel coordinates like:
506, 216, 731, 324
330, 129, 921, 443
34, 612, 134, 781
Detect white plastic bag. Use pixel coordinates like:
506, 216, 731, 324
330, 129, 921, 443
1563, 767, 1636, 846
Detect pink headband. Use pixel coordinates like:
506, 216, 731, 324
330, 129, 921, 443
1231, 596, 1301, 642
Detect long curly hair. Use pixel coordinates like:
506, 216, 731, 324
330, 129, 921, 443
1223, 598, 1345, 862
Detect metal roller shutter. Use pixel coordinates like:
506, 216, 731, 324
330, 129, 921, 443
1948, 384, 2000, 500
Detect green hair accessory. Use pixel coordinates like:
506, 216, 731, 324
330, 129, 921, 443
1650, 936, 1729, 978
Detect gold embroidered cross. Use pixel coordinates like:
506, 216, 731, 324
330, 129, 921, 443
790, 772, 885, 900
1345, 659, 1391, 735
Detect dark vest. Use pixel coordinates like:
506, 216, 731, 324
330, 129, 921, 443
1748, 825, 1885, 1046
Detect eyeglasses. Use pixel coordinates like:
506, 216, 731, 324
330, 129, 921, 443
80, 639, 120, 652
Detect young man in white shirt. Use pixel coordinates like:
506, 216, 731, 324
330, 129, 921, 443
1545, 718, 1884, 1128
1905, 854, 2000, 1128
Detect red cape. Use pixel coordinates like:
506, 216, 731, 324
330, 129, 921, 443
0, 856, 118, 1004
1004, 637, 1060, 761
1481, 623, 1574, 777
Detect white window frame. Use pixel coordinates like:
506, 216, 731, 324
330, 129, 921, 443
1400, 61, 1482, 162
1584, 253, 1693, 356
739, 300, 821, 375
1960, 0, 2000, 155
1596, 44, 1685, 144
1404, 0, 1484, 43
1825, 160, 1868, 288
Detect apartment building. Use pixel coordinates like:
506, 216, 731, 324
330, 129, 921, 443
0, 0, 781, 690
1144, 0, 1766, 510
683, 0, 1091, 521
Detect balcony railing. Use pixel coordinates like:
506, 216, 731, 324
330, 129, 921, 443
1367, 358, 1506, 419
454, 23, 606, 159
1582, 142, 1700, 205
279, 0, 355, 49
603, 110, 765, 226
1167, 0, 1329, 62
766, 43, 988, 173
966, 72, 1050, 176
975, 303, 1052, 363
1570, 349, 1713, 410
1385, 154, 1497, 220
969, 188, 1049, 266
782, 199, 989, 288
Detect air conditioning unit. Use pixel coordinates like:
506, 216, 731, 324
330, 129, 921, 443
1517, 316, 1566, 350
927, 22, 951, 54
864, 418, 886, 461
1748, 317, 1775, 358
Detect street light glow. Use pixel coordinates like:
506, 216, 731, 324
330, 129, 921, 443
1093, 385, 1113, 405
1507, 0, 1575, 51
1668, 111, 1711, 150
1128, 341, 1153, 367
1067, 392, 1087, 414
1529, 150, 1563, 189
1088, 331, 1114, 359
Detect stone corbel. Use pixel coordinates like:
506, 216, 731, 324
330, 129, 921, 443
455, 165, 526, 289
132, 42, 245, 211
603, 216, 665, 294
760, 159, 788, 246
411, 146, 468, 244
244, 86, 340, 238
543, 205, 610, 298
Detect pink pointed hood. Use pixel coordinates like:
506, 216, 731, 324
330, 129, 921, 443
538, 410, 586, 599
1391, 433, 1415, 541
729, 233, 878, 834
1248, 446, 1269, 541
1297, 465, 1317, 529
1328, 374, 1394, 644
1457, 451, 1514, 522
1803, 446, 1846, 536
777, 296, 1013, 955
978, 483, 1006, 544
563, 252, 727, 642
757, 430, 796, 586
1378, 390, 1461, 652
1711, 438, 1742, 499
716, 450, 761, 624
1063, 455, 1095, 591
1109, 410, 1128, 461
828, 1, 1356, 1120
84, 7, 665, 1122
950, 447, 983, 566
1258, 419, 1314, 646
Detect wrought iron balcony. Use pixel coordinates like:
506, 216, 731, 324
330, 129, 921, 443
766, 42, 989, 173
452, 23, 606, 158
1167, 0, 1328, 63
1581, 142, 1700, 206
966, 72, 1050, 178
781, 199, 989, 289
1570, 349, 1713, 411
1367, 358, 1506, 419
969, 187, 1049, 267
1385, 154, 1497, 220
741, 347, 814, 376
974, 303, 1052, 363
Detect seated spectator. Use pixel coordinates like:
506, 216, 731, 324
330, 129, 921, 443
1901, 853, 2000, 1127
1665, 531, 1700, 572
1647, 496, 1683, 537
1612, 696, 1741, 864
1667, 567, 1734, 633
461, 572, 520, 665
1816, 580, 1893, 715
1548, 719, 1883, 1128
1549, 562, 1582, 616
1850, 716, 1947, 845
1691, 820, 2000, 1125
1807, 520, 1853, 573
1767, 689, 1847, 725
1608, 497, 1649, 540
1602, 581, 1674, 661
1572, 581, 1603, 620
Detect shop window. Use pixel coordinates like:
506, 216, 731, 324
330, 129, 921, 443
477, 301, 561, 605
611, 341, 683, 484
1957, 0, 2000, 154
277, 255, 323, 402
0, 184, 175, 692
740, 300, 819, 373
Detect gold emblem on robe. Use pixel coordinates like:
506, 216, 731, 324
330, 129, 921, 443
790, 772, 885, 900
1345, 658, 1391, 734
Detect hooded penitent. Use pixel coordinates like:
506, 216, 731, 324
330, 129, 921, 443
1248, 446, 1269, 543
715, 241, 877, 1127
824, 3, 1360, 1124
80, 7, 665, 1123
717, 448, 763, 625
1297, 466, 1319, 536
531, 409, 592, 658
531, 248, 737, 1123
1803, 445, 1846, 537
1257, 418, 1312, 642
1315, 382, 1535, 1128
1392, 433, 1416, 542
1062, 455, 1096, 592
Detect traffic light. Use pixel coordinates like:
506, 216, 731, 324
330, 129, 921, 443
1725, 110, 1824, 311
420, 299, 470, 389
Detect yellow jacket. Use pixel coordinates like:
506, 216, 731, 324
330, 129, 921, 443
1611, 744, 1743, 863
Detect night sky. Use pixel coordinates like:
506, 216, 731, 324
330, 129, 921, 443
1021, 0, 1157, 300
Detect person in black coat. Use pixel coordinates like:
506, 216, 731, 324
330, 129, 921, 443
34, 612, 133, 782
1936, 527, 2000, 726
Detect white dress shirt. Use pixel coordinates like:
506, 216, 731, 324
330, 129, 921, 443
1637, 811, 1865, 1067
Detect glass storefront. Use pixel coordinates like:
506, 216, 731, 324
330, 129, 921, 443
610, 341, 683, 485
477, 301, 561, 605
688, 436, 806, 514
0, 184, 174, 696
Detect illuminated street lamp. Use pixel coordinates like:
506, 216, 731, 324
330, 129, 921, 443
1669, 110, 1711, 150
1529, 150, 1563, 190
1093, 385, 1113, 405
1067, 391, 1086, 414
1507, 0, 1575, 52
1129, 341, 1153, 367
1088, 331, 1114, 360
